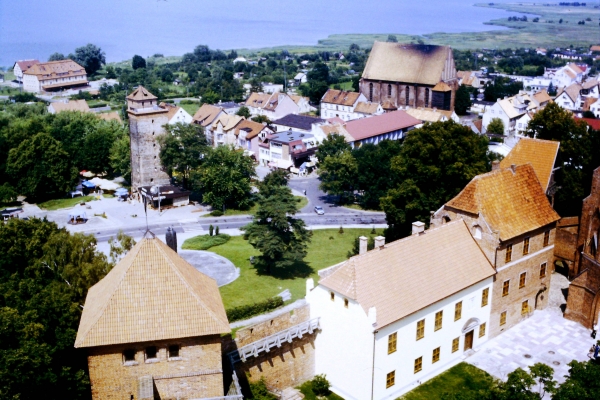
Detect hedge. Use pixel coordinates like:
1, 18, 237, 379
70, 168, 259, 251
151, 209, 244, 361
226, 296, 284, 322
181, 234, 230, 250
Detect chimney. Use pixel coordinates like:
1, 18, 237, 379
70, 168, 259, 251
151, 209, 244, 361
374, 236, 385, 249
492, 160, 500, 171
511, 164, 517, 173
165, 226, 177, 253
359, 236, 368, 255
412, 221, 426, 236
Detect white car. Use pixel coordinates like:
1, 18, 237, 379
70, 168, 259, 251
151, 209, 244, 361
314, 206, 325, 215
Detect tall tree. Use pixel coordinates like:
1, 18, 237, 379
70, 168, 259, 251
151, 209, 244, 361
553, 360, 600, 399
487, 117, 505, 136
48, 52, 66, 61
381, 121, 489, 240
82, 120, 125, 174
243, 171, 312, 274
319, 150, 358, 204
316, 133, 351, 164
70, 43, 106, 75
109, 132, 131, 181
132, 55, 146, 70
455, 85, 472, 115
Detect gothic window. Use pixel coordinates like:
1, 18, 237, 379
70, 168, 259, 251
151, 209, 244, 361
425, 88, 430, 107
405, 86, 410, 105
369, 83, 373, 102
388, 84, 392, 96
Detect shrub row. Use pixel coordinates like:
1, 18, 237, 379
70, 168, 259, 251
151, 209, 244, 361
226, 296, 284, 322
181, 233, 230, 250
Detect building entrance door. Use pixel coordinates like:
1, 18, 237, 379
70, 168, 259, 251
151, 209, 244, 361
464, 330, 474, 351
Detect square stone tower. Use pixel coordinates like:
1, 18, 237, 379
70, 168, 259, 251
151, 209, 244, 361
127, 86, 171, 190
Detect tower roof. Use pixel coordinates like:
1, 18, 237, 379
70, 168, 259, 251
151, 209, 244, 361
75, 237, 230, 348
127, 85, 157, 101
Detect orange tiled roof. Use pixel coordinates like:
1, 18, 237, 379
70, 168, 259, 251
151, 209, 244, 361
235, 119, 265, 139
321, 89, 361, 106
445, 164, 560, 241
24, 59, 86, 80
193, 104, 223, 127
127, 85, 157, 101
75, 237, 230, 348
319, 220, 495, 328
499, 138, 560, 192
50, 99, 90, 113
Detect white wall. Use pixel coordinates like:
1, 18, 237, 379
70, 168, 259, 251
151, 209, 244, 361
22, 74, 40, 93
482, 103, 511, 135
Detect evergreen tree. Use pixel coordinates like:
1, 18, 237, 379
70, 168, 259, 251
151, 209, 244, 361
455, 85, 472, 115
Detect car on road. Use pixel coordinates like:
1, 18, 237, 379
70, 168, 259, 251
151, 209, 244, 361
314, 206, 325, 215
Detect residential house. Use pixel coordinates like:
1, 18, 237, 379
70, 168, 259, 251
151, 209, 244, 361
97, 111, 123, 124
214, 101, 241, 115
245, 92, 299, 120
262, 83, 284, 94
211, 114, 245, 147
555, 83, 582, 111
457, 71, 488, 90
75, 236, 231, 400
258, 130, 317, 169
359, 42, 458, 111
22, 59, 88, 93
12, 59, 39, 83
234, 119, 273, 157
306, 221, 496, 399
536, 48, 547, 56
272, 114, 325, 134
589, 98, 600, 118
343, 110, 420, 148
405, 107, 460, 125
320, 89, 368, 121
482, 90, 550, 135
312, 121, 354, 144
354, 102, 384, 119
431, 163, 560, 338
289, 95, 315, 114
294, 73, 307, 85
48, 99, 90, 114
159, 102, 193, 125
233, 57, 247, 63
545, 63, 584, 89
192, 104, 226, 144
522, 76, 552, 92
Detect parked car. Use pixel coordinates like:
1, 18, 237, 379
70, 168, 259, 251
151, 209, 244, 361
314, 206, 325, 215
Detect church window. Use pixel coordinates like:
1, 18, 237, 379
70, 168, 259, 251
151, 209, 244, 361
502, 280, 510, 297
540, 262, 547, 278
405, 86, 410, 105
414, 357, 423, 373
369, 83, 373, 102
432, 347, 441, 363
386, 371, 395, 388
145, 346, 158, 360
388, 332, 397, 354
452, 337, 459, 353
523, 237, 530, 255
479, 322, 486, 338
123, 349, 136, 363
454, 301, 462, 321
425, 88, 430, 107
388, 84, 392, 96
505, 245, 512, 263
168, 345, 180, 359
519, 272, 527, 288
482, 288, 489, 307
500, 311, 507, 326
416, 319, 425, 340
434, 311, 443, 331
543, 230, 550, 247
521, 300, 529, 315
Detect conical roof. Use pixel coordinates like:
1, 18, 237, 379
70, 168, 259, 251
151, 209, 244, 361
75, 237, 230, 348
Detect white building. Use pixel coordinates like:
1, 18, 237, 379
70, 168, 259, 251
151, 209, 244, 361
590, 98, 600, 118
160, 103, 194, 125
482, 90, 551, 135
245, 92, 299, 120
306, 220, 495, 400
544, 63, 584, 89
22, 59, 88, 93
320, 89, 368, 121
555, 83, 582, 111
12, 59, 39, 83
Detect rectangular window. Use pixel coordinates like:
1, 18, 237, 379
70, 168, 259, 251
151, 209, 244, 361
386, 371, 395, 388
168, 345, 180, 358
540, 262, 547, 279
330, 292, 334, 301
452, 337, 459, 353
500, 311, 507, 326
344, 298, 349, 308
519, 272, 527, 289
479, 322, 486, 338
454, 301, 462, 321
145, 346, 157, 360
388, 333, 397, 354
123, 349, 136, 363
523, 237, 530, 255
502, 280, 510, 297
414, 357, 423, 373
416, 319, 425, 340
432, 347, 441, 363
435, 311, 443, 331
521, 300, 529, 315
482, 288, 489, 307
505, 244, 512, 263
543, 230, 550, 247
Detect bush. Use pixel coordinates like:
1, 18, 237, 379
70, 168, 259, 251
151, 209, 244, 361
180, 99, 199, 104
249, 377, 278, 400
312, 375, 331, 396
338, 226, 344, 234
210, 210, 224, 217
88, 102, 107, 108
216, 225, 220, 235
181, 234, 231, 250
209, 224, 214, 236
226, 296, 284, 322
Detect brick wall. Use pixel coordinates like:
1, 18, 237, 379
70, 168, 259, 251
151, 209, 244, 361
87, 335, 224, 400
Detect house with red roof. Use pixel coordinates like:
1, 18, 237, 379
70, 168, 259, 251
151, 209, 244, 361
343, 110, 420, 148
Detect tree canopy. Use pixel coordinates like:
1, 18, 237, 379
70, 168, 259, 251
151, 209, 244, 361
455, 85, 472, 115
132, 55, 146, 70
487, 118, 505, 136
69, 43, 106, 75
316, 133, 351, 164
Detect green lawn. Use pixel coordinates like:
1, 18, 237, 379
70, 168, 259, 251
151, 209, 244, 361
38, 196, 96, 211
179, 102, 201, 117
342, 203, 379, 212
298, 380, 344, 400
330, 81, 354, 91
210, 228, 382, 309
181, 234, 231, 250
399, 362, 494, 400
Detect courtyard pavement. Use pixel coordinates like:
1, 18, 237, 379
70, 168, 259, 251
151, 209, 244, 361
466, 273, 594, 386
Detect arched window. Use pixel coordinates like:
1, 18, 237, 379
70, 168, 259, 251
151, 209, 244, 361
369, 83, 374, 102
425, 88, 430, 108
388, 84, 392, 97
405, 86, 410, 105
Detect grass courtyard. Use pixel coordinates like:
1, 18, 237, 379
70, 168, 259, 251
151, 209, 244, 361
184, 227, 382, 309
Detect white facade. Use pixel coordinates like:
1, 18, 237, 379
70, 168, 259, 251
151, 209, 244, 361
23, 71, 88, 93
307, 277, 493, 400
555, 91, 580, 111
167, 107, 193, 125
482, 101, 516, 135
320, 92, 368, 121
590, 98, 600, 118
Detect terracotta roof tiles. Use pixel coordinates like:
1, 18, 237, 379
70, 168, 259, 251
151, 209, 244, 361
321, 89, 361, 106
499, 138, 559, 192
193, 104, 223, 127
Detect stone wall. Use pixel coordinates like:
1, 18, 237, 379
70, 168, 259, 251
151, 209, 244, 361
554, 216, 579, 275
86, 335, 224, 400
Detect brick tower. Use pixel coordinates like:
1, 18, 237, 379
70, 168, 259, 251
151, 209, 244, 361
127, 86, 170, 190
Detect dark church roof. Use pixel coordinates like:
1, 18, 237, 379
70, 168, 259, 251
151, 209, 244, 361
272, 114, 325, 131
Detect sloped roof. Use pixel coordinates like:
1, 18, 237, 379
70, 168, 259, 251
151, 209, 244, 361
354, 102, 380, 114
193, 104, 223, 127
405, 107, 447, 123
532, 90, 552, 105
50, 100, 90, 113
344, 110, 420, 141
567, 63, 583, 75
127, 85, 157, 101
575, 117, 600, 131
212, 113, 244, 131
97, 112, 122, 123
321, 89, 361, 106
497, 97, 526, 120
445, 164, 560, 241
289, 95, 309, 105
362, 42, 452, 85
14, 59, 40, 72
319, 220, 495, 328
319, 123, 354, 143
433, 81, 452, 91
235, 119, 265, 139
245, 92, 275, 108
272, 114, 324, 131
75, 237, 230, 348
557, 83, 582, 102
582, 79, 599, 90
499, 138, 559, 192
24, 59, 86, 80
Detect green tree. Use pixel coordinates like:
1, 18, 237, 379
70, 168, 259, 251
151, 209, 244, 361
109, 132, 131, 181
0, 182, 17, 203
455, 85, 472, 115
108, 230, 136, 263
48, 111, 101, 169
387, 34, 398, 42
82, 121, 124, 174
7, 132, 78, 201
48, 52, 66, 61
251, 114, 271, 124
553, 360, 600, 399
132, 55, 146, 70
381, 121, 489, 240
70, 43, 106, 75
157, 123, 209, 187
243, 171, 312, 274
105, 66, 117, 79
192, 145, 255, 211
316, 133, 351, 164
236, 106, 251, 118
487, 117, 505, 136
319, 150, 358, 203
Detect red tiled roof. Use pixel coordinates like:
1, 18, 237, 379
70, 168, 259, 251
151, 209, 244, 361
575, 117, 600, 131
344, 110, 421, 141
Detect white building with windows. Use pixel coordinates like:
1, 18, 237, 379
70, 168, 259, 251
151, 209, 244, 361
320, 89, 369, 121
306, 220, 495, 400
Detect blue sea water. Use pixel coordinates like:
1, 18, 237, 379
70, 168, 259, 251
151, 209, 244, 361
0, 0, 535, 67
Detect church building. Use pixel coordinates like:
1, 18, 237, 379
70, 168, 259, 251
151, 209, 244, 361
359, 42, 458, 111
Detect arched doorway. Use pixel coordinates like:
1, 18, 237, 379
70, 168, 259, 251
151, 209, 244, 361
462, 318, 480, 351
